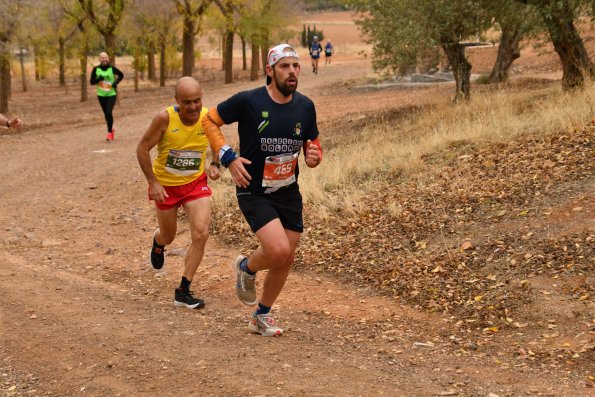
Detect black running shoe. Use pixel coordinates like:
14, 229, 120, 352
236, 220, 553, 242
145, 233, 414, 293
174, 288, 205, 309
150, 235, 165, 270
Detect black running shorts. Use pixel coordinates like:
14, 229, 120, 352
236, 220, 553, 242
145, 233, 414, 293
237, 192, 303, 233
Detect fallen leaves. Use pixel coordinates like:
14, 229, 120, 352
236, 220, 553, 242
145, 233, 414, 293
210, 117, 594, 373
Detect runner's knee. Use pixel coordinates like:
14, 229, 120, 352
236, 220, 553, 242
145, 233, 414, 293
263, 242, 291, 266
190, 227, 209, 246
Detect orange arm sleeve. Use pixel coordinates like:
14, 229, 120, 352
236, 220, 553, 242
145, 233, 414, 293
202, 108, 227, 157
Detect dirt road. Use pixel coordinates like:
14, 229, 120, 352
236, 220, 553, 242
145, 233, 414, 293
0, 56, 591, 397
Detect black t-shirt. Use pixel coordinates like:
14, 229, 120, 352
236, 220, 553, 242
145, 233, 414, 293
217, 86, 319, 196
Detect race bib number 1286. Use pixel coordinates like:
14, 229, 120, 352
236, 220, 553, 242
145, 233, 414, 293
165, 150, 201, 176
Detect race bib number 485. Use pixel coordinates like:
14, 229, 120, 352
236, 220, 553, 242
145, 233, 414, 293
262, 152, 298, 188
165, 150, 201, 176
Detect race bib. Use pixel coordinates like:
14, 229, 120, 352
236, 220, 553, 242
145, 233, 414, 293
165, 150, 201, 176
262, 152, 298, 188
98, 80, 113, 92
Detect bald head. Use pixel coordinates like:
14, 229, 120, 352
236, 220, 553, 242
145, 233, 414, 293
175, 76, 201, 97
174, 77, 203, 124
99, 52, 109, 65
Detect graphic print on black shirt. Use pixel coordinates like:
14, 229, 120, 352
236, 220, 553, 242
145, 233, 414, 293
217, 86, 319, 196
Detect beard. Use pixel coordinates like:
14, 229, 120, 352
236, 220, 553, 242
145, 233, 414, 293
274, 71, 298, 97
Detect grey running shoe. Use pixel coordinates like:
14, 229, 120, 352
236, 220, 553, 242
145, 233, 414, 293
233, 255, 257, 306
249, 313, 283, 336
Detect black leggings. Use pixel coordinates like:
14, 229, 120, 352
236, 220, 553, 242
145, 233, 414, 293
97, 95, 117, 132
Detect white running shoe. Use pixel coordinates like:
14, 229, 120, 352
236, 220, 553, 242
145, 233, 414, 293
249, 313, 283, 336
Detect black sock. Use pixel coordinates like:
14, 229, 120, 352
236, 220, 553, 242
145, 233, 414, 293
254, 302, 271, 316
180, 276, 191, 290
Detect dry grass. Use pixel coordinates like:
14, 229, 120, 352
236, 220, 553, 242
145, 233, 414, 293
212, 82, 595, 217
299, 83, 595, 211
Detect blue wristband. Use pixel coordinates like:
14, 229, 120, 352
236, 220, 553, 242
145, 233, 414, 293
220, 146, 238, 168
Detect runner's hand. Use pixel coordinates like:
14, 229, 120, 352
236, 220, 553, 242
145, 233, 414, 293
228, 157, 252, 188
208, 164, 220, 180
9, 118, 21, 129
149, 181, 169, 203
305, 140, 321, 167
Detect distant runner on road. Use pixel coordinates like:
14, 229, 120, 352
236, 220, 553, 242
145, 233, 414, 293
90, 52, 124, 142
136, 76, 221, 310
202, 44, 323, 336
324, 39, 334, 65
309, 36, 323, 74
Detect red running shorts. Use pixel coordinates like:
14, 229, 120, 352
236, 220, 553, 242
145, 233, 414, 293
150, 173, 212, 210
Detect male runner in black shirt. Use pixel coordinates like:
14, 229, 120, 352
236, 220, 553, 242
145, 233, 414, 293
203, 44, 322, 336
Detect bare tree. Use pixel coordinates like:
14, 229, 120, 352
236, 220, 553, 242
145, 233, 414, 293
239, 0, 298, 81
174, 0, 213, 76
130, 0, 180, 87
79, 0, 125, 65
54, 14, 79, 88
214, 0, 240, 84
126, 0, 160, 91
61, 0, 92, 102
0, 0, 25, 112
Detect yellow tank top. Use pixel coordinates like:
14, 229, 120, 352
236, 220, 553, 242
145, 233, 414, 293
153, 106, 209, 186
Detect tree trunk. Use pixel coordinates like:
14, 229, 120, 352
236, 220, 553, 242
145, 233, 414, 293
488, 24, 522, 83
250, 36, 259, 81
148, 40, 156, 81
260, 30, 269, 75
182, 16, 195, 76
80, 52, 88, 102
77, 21, 88, 102
224, 30, 233, 84
241, 35, 247, 71
18, 49, 27, 92
6, 58, 11, 98
134, 45, 140, 93
59, 37, 66, 87
442, 43, 471, 102
105, 34, 116, 65
39, 56, 46, 80
221, 33, 226, 71
34, 45, 40, 81
539, 3, 594, 89
0, 50, 10, 113
160, 39, 166, 87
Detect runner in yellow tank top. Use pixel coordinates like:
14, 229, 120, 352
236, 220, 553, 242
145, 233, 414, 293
152, 106, 209, 186
136, 77, 223, 310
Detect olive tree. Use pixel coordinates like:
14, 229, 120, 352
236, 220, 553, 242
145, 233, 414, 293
485, 0, 542, 83
519, 0, 594, 89
353, 0, 491, 102
174, 0, 213, 76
